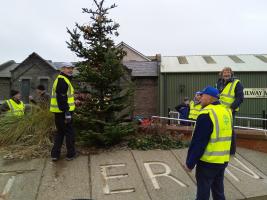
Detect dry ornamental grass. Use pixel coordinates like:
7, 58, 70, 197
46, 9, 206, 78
0, 107, 55, 159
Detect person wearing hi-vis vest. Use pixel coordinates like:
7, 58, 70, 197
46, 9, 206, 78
50, 62, 76, 161
0, 90, 25, 117
184, 86, 232, 200
216, 67, 244, 155
188, 91, 202, 120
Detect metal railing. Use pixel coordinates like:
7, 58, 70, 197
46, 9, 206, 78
235, 116, 267, 129
152, 115, 195, 124
168, 111, 180, 125
153, 114, 267, 136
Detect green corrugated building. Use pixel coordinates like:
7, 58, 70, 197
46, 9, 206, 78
159, 54, 267, 127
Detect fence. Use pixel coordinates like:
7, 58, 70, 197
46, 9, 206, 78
152, 115, 267, 136
168, 109, 267, 130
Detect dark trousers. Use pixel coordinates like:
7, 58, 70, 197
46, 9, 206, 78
230, 112, 236, 155
195, 164, 226, 200
51, 113, 76, 158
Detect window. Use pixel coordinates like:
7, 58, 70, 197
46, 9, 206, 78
177, 56, 188, 64
229, 55, 244, 63
255, 55, 267, 63
40, 78, 49, 91
202, 56, 216, 64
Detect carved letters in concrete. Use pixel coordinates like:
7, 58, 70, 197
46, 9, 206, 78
100, 164, 135, 195
144, 162, 187, 190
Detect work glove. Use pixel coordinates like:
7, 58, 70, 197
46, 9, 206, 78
65, 111, 72, 123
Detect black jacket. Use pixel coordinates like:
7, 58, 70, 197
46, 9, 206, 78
56, 72, 73, 112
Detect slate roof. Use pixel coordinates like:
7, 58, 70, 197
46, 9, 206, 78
123, 61, 158, 77
0, 60, 19, 77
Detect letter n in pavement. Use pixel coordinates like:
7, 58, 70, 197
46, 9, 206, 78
144, 162, 187, 190
100, 164, 135, 195
225, 157, 263, 182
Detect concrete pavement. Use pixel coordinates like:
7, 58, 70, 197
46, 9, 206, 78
0, 148, 267, 200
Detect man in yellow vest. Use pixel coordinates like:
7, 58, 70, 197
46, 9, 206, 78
188, 91, 202, 120
184, 86, 232, 200
50, 62, 76, 161
216, 67, 244, 155
0, 90, 25, 117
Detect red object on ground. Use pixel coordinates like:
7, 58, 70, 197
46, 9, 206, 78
140, 118, 151, 126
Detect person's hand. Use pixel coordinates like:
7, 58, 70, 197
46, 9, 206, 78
183, 164, 192, 172
75, 99, 81, 106
29, 95, 33, 100
65, 111, 72, 123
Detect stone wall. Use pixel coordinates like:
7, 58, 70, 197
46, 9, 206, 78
11, 53, 58, 103
0, 78, 10, 102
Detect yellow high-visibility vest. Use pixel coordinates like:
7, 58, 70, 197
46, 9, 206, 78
50, 75, 75, 113
199, 104, 233, 164
219, 79, 240, 111
188, 100, 202, 120
6, 99, 25, 117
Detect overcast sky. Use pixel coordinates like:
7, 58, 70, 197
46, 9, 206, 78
1, 0, 267, 63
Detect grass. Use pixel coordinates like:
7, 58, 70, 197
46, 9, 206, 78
0, 107, 55, 159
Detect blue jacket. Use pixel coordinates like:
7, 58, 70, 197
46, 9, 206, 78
175, 103, 189, 119
186, 101, 228, 170
216, 77, 244, 111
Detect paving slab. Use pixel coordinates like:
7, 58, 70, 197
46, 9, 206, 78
242, 195, 267, 200
1, 148, 267, 200
90, 150, 150, 200
37, 156, 90, 200
237, 147, 267, 175
131, 150, 196, 200
225, 153, 267, 198
0, 158, 44, 172
0, 158, 45, 200
172, 148, 245, 200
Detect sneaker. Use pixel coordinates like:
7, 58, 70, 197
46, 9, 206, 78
65, 153, 78, 161
51, 157, 59, 162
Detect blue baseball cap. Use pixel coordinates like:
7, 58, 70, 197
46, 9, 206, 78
199, 86, 219, 99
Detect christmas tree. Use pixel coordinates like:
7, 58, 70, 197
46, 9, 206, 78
67, 0, 134, 146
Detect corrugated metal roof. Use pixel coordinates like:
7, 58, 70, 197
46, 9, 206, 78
123, 61, 158, 77
161, 54, 267, 73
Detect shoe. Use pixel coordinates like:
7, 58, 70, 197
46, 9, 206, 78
65, 153, 78, 161
51, 157, 59, 162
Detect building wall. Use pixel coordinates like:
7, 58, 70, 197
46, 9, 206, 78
133, 77, 158, 116
0, 78, 11, 102
11, 56, 58, 103
122, 46, 148, 62
159, 72, 217, 116
159, 72, 267, 127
